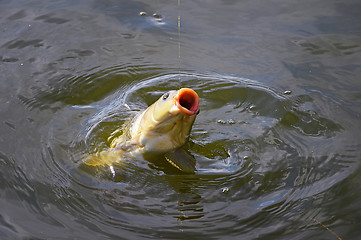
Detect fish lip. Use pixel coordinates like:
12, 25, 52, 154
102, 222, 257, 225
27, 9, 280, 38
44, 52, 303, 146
174, 88, 199, 115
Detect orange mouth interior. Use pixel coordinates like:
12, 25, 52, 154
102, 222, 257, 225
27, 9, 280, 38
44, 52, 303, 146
174, 88, 199, 115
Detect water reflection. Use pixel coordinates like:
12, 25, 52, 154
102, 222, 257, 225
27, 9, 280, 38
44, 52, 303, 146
293, 36, 361, 56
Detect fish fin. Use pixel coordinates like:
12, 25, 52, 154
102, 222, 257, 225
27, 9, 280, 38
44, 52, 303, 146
164, 149, 196, 173
83, 150, 123, 167
110, 135, 125, 148
83, 154, 104, 167
112, 134, 140, 150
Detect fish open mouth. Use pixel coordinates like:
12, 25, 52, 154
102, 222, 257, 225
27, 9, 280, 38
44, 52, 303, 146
174, 88, 199, 115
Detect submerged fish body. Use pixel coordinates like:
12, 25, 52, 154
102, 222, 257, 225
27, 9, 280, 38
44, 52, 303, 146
84, 88, 200, 173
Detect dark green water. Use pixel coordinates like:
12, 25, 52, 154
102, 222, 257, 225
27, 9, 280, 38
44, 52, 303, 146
1, 0, 361, 239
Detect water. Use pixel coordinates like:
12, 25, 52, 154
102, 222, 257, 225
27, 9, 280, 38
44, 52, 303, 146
1, 0, 361, 239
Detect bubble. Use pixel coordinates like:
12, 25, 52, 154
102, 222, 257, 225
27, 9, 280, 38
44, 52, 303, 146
139, 11, 147, 16
221, 187, 229, 193
228, 119, 235, 124
152, 13, 162, 19
152, 13, 164, 23
217, 119, 236, 124
284, 90, 292, 95
249, 105, 256, 111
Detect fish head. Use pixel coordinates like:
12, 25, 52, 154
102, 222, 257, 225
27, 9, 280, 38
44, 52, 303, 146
154, 88, 199, 120
133, 88, 199, 151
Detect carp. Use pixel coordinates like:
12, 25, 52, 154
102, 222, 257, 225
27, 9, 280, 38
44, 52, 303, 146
84, 88, 200, 173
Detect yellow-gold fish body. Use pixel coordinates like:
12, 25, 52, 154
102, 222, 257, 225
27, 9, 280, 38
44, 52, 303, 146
84, 88, 200, 173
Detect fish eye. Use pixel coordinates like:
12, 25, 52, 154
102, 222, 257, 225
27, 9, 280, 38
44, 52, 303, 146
162, 92, 170, 100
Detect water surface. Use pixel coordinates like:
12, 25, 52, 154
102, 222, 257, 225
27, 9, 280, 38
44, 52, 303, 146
1, 0, 361, 239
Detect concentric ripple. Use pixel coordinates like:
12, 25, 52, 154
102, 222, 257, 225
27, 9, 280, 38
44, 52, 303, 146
32, 69, 354, 238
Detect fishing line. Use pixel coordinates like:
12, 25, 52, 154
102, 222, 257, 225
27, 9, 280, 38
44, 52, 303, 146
178, 0, 181, 81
